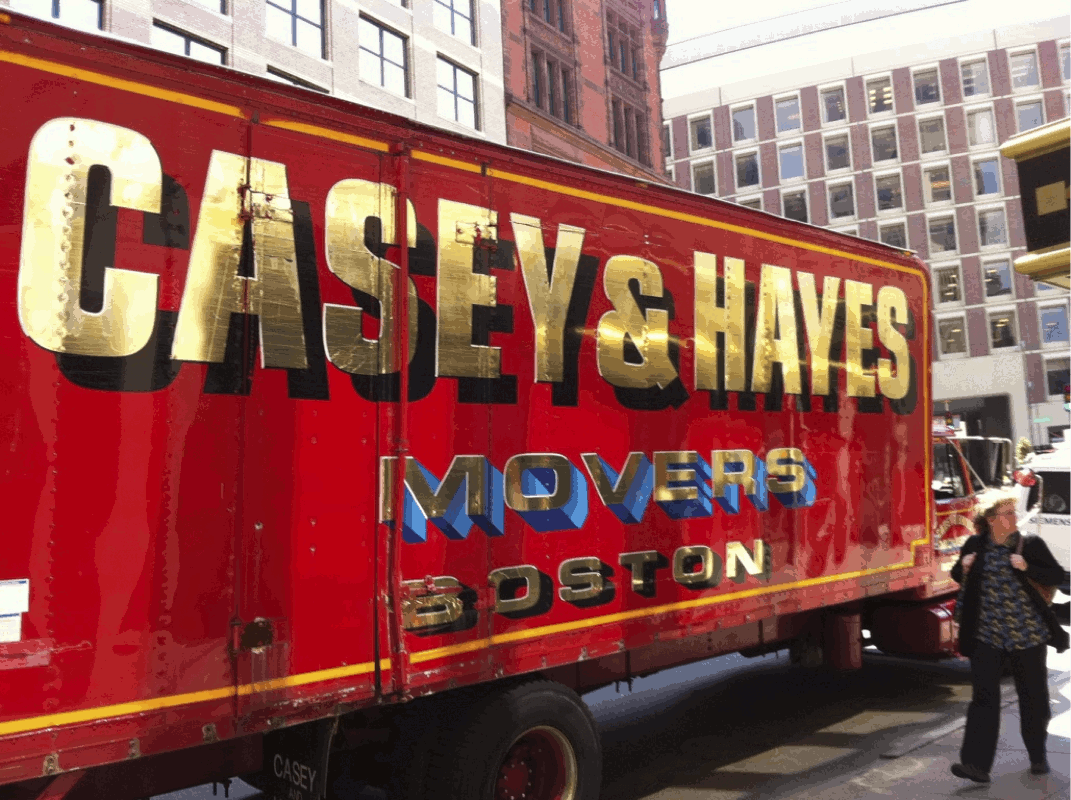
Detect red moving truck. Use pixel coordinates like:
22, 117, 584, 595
0, 13, 980, 799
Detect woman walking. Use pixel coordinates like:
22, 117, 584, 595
949, 493, 1068, 783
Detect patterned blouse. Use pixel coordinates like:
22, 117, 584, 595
976, 534, 1048, 651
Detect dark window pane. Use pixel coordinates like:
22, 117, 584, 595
783, 191, 807, 222
914, 69, 940, 104
732, 107, 756, 141
919, 117, 946, 153
928, 217, 956, 252
735, 153, 759, 188
693, 163, 715, 195
690, 117, 712, 150
876, 174, 902, 210
880, 223, 906, 248
1046, 358, 1070, 394
826, 135, 850, 170
989, 313, 1016, 348
830, 183, 854, 218
938, 318, 966, 354
822, 87, 845, 122
871, 126, 897, 161
983, 261, 1013, 297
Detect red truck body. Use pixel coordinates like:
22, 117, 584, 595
0, 13, 979, 798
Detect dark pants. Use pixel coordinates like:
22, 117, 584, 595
961, 640, 1050, 772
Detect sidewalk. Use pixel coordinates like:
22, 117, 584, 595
782, 638, 1070, 800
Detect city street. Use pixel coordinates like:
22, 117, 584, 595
157, 625, 1071, 800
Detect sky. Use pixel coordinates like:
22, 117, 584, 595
660, 0, 1070, 101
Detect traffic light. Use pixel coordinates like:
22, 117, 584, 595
944, 410, 954, 427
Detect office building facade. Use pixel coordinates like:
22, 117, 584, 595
663, 15, 1070, 445
8, 0, 508, 143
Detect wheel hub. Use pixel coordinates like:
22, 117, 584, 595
494, 726, 577, 800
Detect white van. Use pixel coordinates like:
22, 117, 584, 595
1017, 433, 1070, 591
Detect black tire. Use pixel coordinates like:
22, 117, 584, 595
417, 677, 601, 800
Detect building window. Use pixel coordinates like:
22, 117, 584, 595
434, 0, 474, 44
16, 0, 103, 31
924, 165, 952, 204
879, 222, 907, 248
692, 162, 715, 195
1010, 51, 1039, 89
1016, 100, 1044, 132
783, 190, 807, 222
961, 59, 990, 97
966, 108, 995, 147
989, 311, 1016, 349
738, 196, 762, 211
186, 0, 226, 12
1040, 305, 1070, 345
266, 0, 323, 57
874, 173, 903, 211
983, 260, 1013, 298
662, 123, 672, 160
928, 216, 956, 253
821, 87, 846, 123
151, 22, 226, 64
1061, 43, 1070, 81
437, 57, 478, 129
610, 98, 648, 164
735, 152, 759, 189
776, 97, 801, 133
531, 50, 545, 107
914, 68, 941, 105
689, 116, 712, 151
829, 182, 855, 219
918, 117, 947, 154
267, 66, 328, 92
825, 134, 850, 171
1046, 357, 1070, 395
871, 126, 897, 161
653, 0, 661, 19
935, 266, 961, 303
778, 143, 804, 181
606, 16, 638, 79
867, 77, 893, 114
536, 0, 566, 32
976, 158, 998, 195
561, 69, 574, 123
359, 17, 408, 97
732, 106, 756, 142
978, 208, 1007, 247
938, 317, 967, 355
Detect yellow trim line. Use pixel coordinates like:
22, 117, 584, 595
411, 554, 926, 665
0, 659, 387, 736
0, 50, 245, 118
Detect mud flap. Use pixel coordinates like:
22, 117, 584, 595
259, 717, 337, 800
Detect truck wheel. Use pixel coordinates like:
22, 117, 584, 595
421, 678, 601, 800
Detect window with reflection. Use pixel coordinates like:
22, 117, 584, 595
692, 163, 715, 195
871, 126, 897, 161
738, 197, 761, 211
733, 106, 756, 141
735, 152, 759, 188
914, 69, 941, 105
876, 174, 902, 211
152, 22, 226, 64
783, 190, 807, 223
938, 318, 967, 355
434, 0, 475, 44
1010, 51, 1039, 89
689, 116, 712, 151
989, 311, 1016, 348
967, 108, 995, 146
961, 59, 989, 97
776, 97, 801, 133
924, 166, 952, 203
1040, 305, 1070, 345
437, 57, 478, 129
880, 222, 907, 248
933, 441, 967, 497
978, 208, 1007, 247
919, 117, 947, 154
983, 260, 1013, 298
1017, 101, 1043, 132
266, 0, 323, 57
867, 77, 892, 113
821, 87, 846, 123
928, 216, 956, 253
360, 17, 408, 96
779, 144, 804, 180
829, 183, 855, 219
825, 134, 850, 170
935, 266, 961, 303
1047, 357, 1070, 395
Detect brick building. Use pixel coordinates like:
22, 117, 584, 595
500, 0, 668, 181
661, 8, 1071, 445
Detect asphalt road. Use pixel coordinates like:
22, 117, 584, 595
155, 634, 1071, 800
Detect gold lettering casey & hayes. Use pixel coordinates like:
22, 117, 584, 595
17, 120, 918, 404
